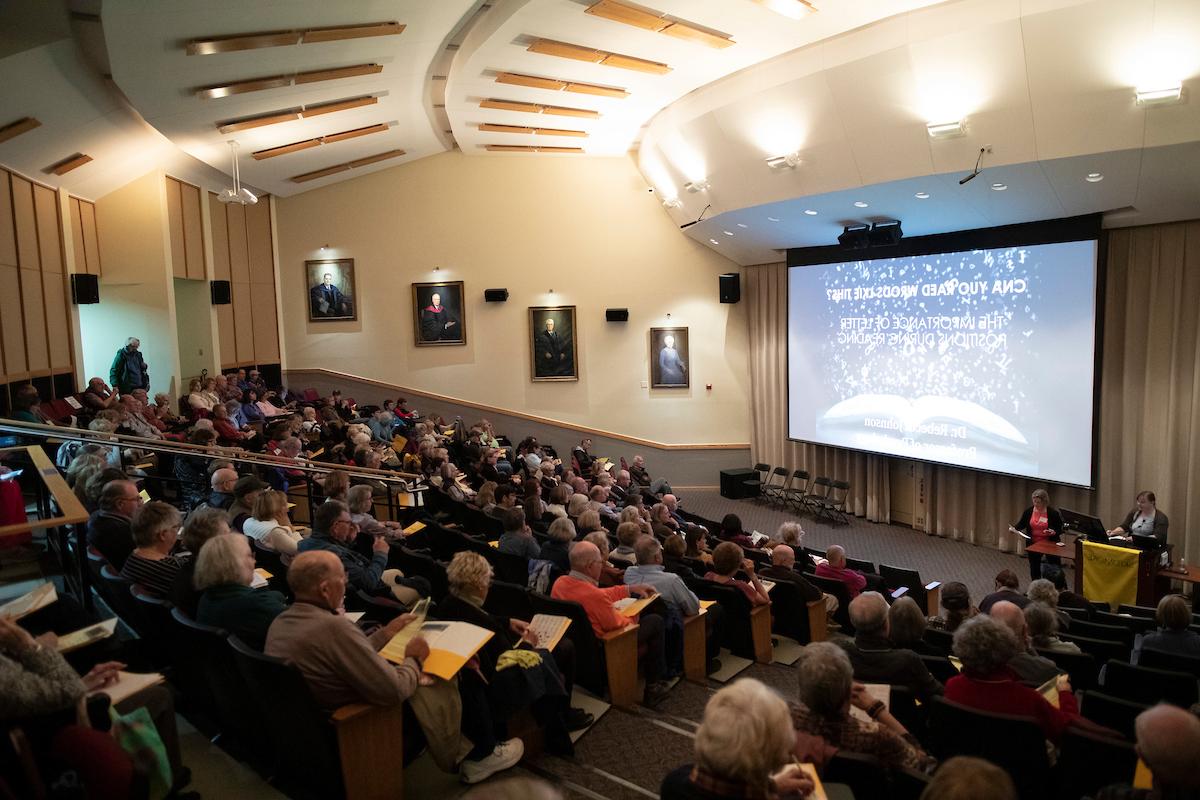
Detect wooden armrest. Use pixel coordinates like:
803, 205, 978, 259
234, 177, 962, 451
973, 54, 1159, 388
332, 702, 404, 800
599, 623, 639, 642
599, 623, 640, 708
925, 582, 942, 618
682, 613, 708, 683
749, 604, 774, 664
805, 598, 828, 643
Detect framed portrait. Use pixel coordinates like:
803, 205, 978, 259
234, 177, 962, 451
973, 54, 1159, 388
306, 258, 357, 322
412, 281, 466, 346
650, 327, 689, 388
529, 306, 578, 382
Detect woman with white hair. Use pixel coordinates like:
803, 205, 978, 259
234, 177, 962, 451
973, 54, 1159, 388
195, 533, 287, 650
771, 521, 806, 559
566, 492, 590, 520
660, 678, 813, 799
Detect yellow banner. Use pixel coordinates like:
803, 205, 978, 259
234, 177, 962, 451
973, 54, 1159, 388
1081, 541, 1140, 609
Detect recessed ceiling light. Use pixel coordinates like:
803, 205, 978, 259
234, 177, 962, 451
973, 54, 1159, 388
1085, 172, 1104, 183
767, 216, 780, 222
709, 238, 720, 245
990, 183, 1007, 191
722, 230, 734, 236
736, 223, 748, 228
914, 192, 930, 199
804, 209, 818, 216
853, 201, 868, 208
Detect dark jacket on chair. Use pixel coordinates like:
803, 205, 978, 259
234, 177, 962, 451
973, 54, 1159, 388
841, 633, 944, 701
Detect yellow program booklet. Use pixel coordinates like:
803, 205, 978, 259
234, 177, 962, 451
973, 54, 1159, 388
381, 619, 494, 681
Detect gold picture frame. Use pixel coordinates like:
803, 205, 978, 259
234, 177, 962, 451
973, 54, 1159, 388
529, 305, 578, 381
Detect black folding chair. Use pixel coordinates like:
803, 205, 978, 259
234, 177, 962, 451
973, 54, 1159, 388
742, 463, 769, 498
1035, 647, 1098, 692
783, 469, 811, 511
802, 477, 832, 515
762, 467, 789, 503
1138, 646, 1200, 677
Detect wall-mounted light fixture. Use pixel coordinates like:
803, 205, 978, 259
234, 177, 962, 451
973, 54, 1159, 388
926, 120, 966, 139
683, 179, 710, 193
1135, 81, 1183, 106
765, 152, 802, 169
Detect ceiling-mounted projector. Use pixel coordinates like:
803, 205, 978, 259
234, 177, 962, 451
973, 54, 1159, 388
217, 141, 258, 205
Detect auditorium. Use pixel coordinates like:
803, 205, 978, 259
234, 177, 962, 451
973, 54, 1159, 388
1, 1, 1198, 798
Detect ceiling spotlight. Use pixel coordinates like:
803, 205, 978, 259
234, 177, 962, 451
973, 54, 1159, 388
991, 182, 1007, 191
765, 151, 803, 169
914, 192, 930, 199
1085, 172, 1104, 183
662, 196, 682, 209
926, 120, 966, 139
767, 216, 780, 222
736, 223, 748, 228
804, 209, 818, 216
709, 238, 720, 245
1135, 82, 1183, 106
751, 0, 817, 20
853, 201, 869, 208
723, 230, 734, 236
684, 179, 710, 193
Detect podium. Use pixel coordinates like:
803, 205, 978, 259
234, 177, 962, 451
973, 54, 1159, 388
1071, 537, 1161, 607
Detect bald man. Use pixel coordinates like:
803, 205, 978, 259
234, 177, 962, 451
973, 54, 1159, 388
207, 468, 238, 510
842, 592, 942, 701
1133, 704, 1200, 794
814, 545, 868, 599
759, 545, 837, 614
989, 600, 1060, 685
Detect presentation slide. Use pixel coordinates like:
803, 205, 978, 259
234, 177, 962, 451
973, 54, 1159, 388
787, 240, 1097, 486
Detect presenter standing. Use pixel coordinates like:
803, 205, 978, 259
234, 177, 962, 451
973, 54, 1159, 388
1106, 491, 1169, 548
1011, 488, 1064, 581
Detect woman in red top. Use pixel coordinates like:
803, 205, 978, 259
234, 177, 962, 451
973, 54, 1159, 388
1011, 488, 1065, 581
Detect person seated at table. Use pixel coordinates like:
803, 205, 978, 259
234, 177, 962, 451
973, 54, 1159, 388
1106, 490, 1169, 547
704, 542, 771, 607
1134, 594, 1200, 660
1010, 488, 1064, 582
196, 533, 287, 650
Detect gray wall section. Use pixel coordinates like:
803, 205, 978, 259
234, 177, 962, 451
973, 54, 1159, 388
284, 370, 750, 488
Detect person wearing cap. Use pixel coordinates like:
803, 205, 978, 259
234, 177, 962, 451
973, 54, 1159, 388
228, 474, 268, 533
927, 581, 978, 632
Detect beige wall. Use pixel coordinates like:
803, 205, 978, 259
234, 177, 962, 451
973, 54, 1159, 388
276, 152, 751, 445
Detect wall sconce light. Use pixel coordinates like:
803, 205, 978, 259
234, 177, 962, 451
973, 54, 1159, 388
683, 179, 710, 193
661, 196, 682, 209
926, 120, 966, 139
765, 152, 802, 169
1135, 82, 1183, 105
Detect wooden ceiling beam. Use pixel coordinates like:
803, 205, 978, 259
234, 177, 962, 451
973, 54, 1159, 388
187, 22, 403, 55
0, 117, 42, 144
196, 64, 382, 99
215, 96, 379, 134
49, 153, 93, 175
585, 1, 735, 49
289, 148, 406, 183
528, 38, 671, 74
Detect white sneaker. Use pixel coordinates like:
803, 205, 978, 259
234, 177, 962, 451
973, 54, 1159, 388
460, 738, 524, 784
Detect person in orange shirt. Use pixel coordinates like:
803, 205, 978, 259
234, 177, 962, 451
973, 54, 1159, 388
551, 541, 673, 706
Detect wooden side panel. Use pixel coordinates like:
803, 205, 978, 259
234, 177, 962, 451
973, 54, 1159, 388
33, 184, 62, 273
69, 198, 88, 274
250, 280, 280, 362
165, 177, 186, 278
0, 171, 18, 267
11, 175, 38, 270
208, 194, 231, 281
231, 281, 253, 363
226, 203, 249, 283
79, 200, 100, 275
216, 303, 237, 369
43, 272, 71, 369
20, 268, 49, 371
245, 196, 273, 281
0, 265, 23, 375
181, 182, 205, 279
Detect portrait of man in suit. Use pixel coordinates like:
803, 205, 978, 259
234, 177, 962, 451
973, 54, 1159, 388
529, 306, 577, 381
412, 281, 466, 346
305, 259, 357, 322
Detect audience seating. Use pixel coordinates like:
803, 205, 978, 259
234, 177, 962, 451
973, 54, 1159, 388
529, 591, 641, 709
1137, 646, 1200, 677
1055, 728, 1138, 800
919, 654, 959, 685
928, 697, 1052, 800
1060, 633, 1131, 665
482, 579, 534, 622
1093, 610, 1156, 635
880, 564, 940, 616
684, 577, 773, 664
391, 546, 448, 601
922, 627, 954, 655
1066, 619, 1135, 649
766, 580, 827, 644
1077, 690, 1150, 740
823, 751, 890, 799
1116, 603, 1155, 619
844, 555, 877, 574
819, 480, 851, 524
801, 476, 832, 514
1100, 659, 1199, 708
1061, 606, 1091, 622
806, 572, 854, 632
1036, 648, 1098, 692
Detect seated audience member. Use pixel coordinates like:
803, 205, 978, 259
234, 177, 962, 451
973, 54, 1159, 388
619, 505, 653, 538
649, 502, 679, 534
625, 536, 700, 617
1135, 594, 1200, 660
610, 521, 641, 565
1025, 602, 1080, 654
609, 469, 632, 505
475, 480, 498, 513
267, 436, 306, 491
206, 467, 238, 510
587, 485, 615, 520
988, 600, 1061, 684
81, 467, 128, 513
240, 389, 268, 426
583, 531, 626, 587
629, 454, 671, 495
576, 509, 604, 539
320, 469, 351, 505
814, 545, 867, 599
367, 410, 395, 444
86, 479, 142, 569
188, 377, 219, 415
760, 544, 838, 615
545, 483, 570, 519
195, 533, 287, 650
946, 615, 1081, 743
6, 383, 50, 424
791, 642, 936, 772
243, 489, 304, 560
119, 501, 186, 597
541, 517, 575, 577
684, 528, 713, 565
297, 501, 426, 605
228, 474, 267, 533
347, 484, 402, 539
175, 428, 218, 510
118, 395, 164, 440
211, 402, 254, 447
660, 679, 814, 800
81, 376, 119, 413
497, 507, 541, 560
978, 569, 1029, 614
919, 756, 1017, 800
551, 541, 671, 706
488, 485, 518, 519
770, 520, 807, 557
705, 542, 771, 606
715, 513, 755, 548
267, 552, 520, 783
152, 392, 179, 425
927, 581, 977, 632
1096, 704, 1200, 800
1026, 578, 1072, 631
438, 553, 583, 755
889, 595, 938, 655
842, 592, 943, 701
661, 534, 697, 579
169, 507, 232, 617
1047, 566, 1091, 611
522, 478, 545, 519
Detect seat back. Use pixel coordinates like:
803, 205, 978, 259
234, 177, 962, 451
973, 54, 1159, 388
1034, 647, 1098, 692
227, 636, 344, 799
919, 654, 960, 685
1061, 633, 1131, 664
786, 470, 811, 500
823, 751, 889, 800
922, 627, 955, 655
1055, 727, 1138, 800
1101, 659, 1199, 707
99, 565, 141, 630
392, 546, 449, 601
1138, 646, 1200, 678
484, 580, 534, 622
529, 592, 605, 696
129, 584, 176, 642
880, 564, 925, 609
684, 577, 757, 659
844, 556, 876, 574
927, 697, 1051, 800
765, 580, 812, 643
250, 539, 290, 596
1069, 619, 1135, 648
491, 548, 531, 587
1077, 690, 1150, 740
1116, 603, 1156, 619
1093, 610, 1156, 635
806, 477, 832, 499
807, 573, 853, 632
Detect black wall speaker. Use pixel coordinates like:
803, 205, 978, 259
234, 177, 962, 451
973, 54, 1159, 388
838, 224, 871, 250
719, 273, 741, 304
868, 220, 904, 247
483, 288, 509, 302
210, 280, 232, 305
70, 273, 99, 304
605, 308, 629, 322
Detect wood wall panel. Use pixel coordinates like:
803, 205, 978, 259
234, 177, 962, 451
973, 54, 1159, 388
226, 203, 249, 283
43, 273, 71, 369
245, 200, 273, 281
181, 182, 205, 279
249, 280, 280, 362
33, 185, 62, 273
165, 177, 187, 278
11, 176, 38, 269
0, 172, 17, 267
20, 268, 49, 371
231, 281, 253, 364
0, 264, 22, 375
79, 199, 100, 275
208, 194, 231, 281
69, 198, 87, 274
216, 303, 237, 369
